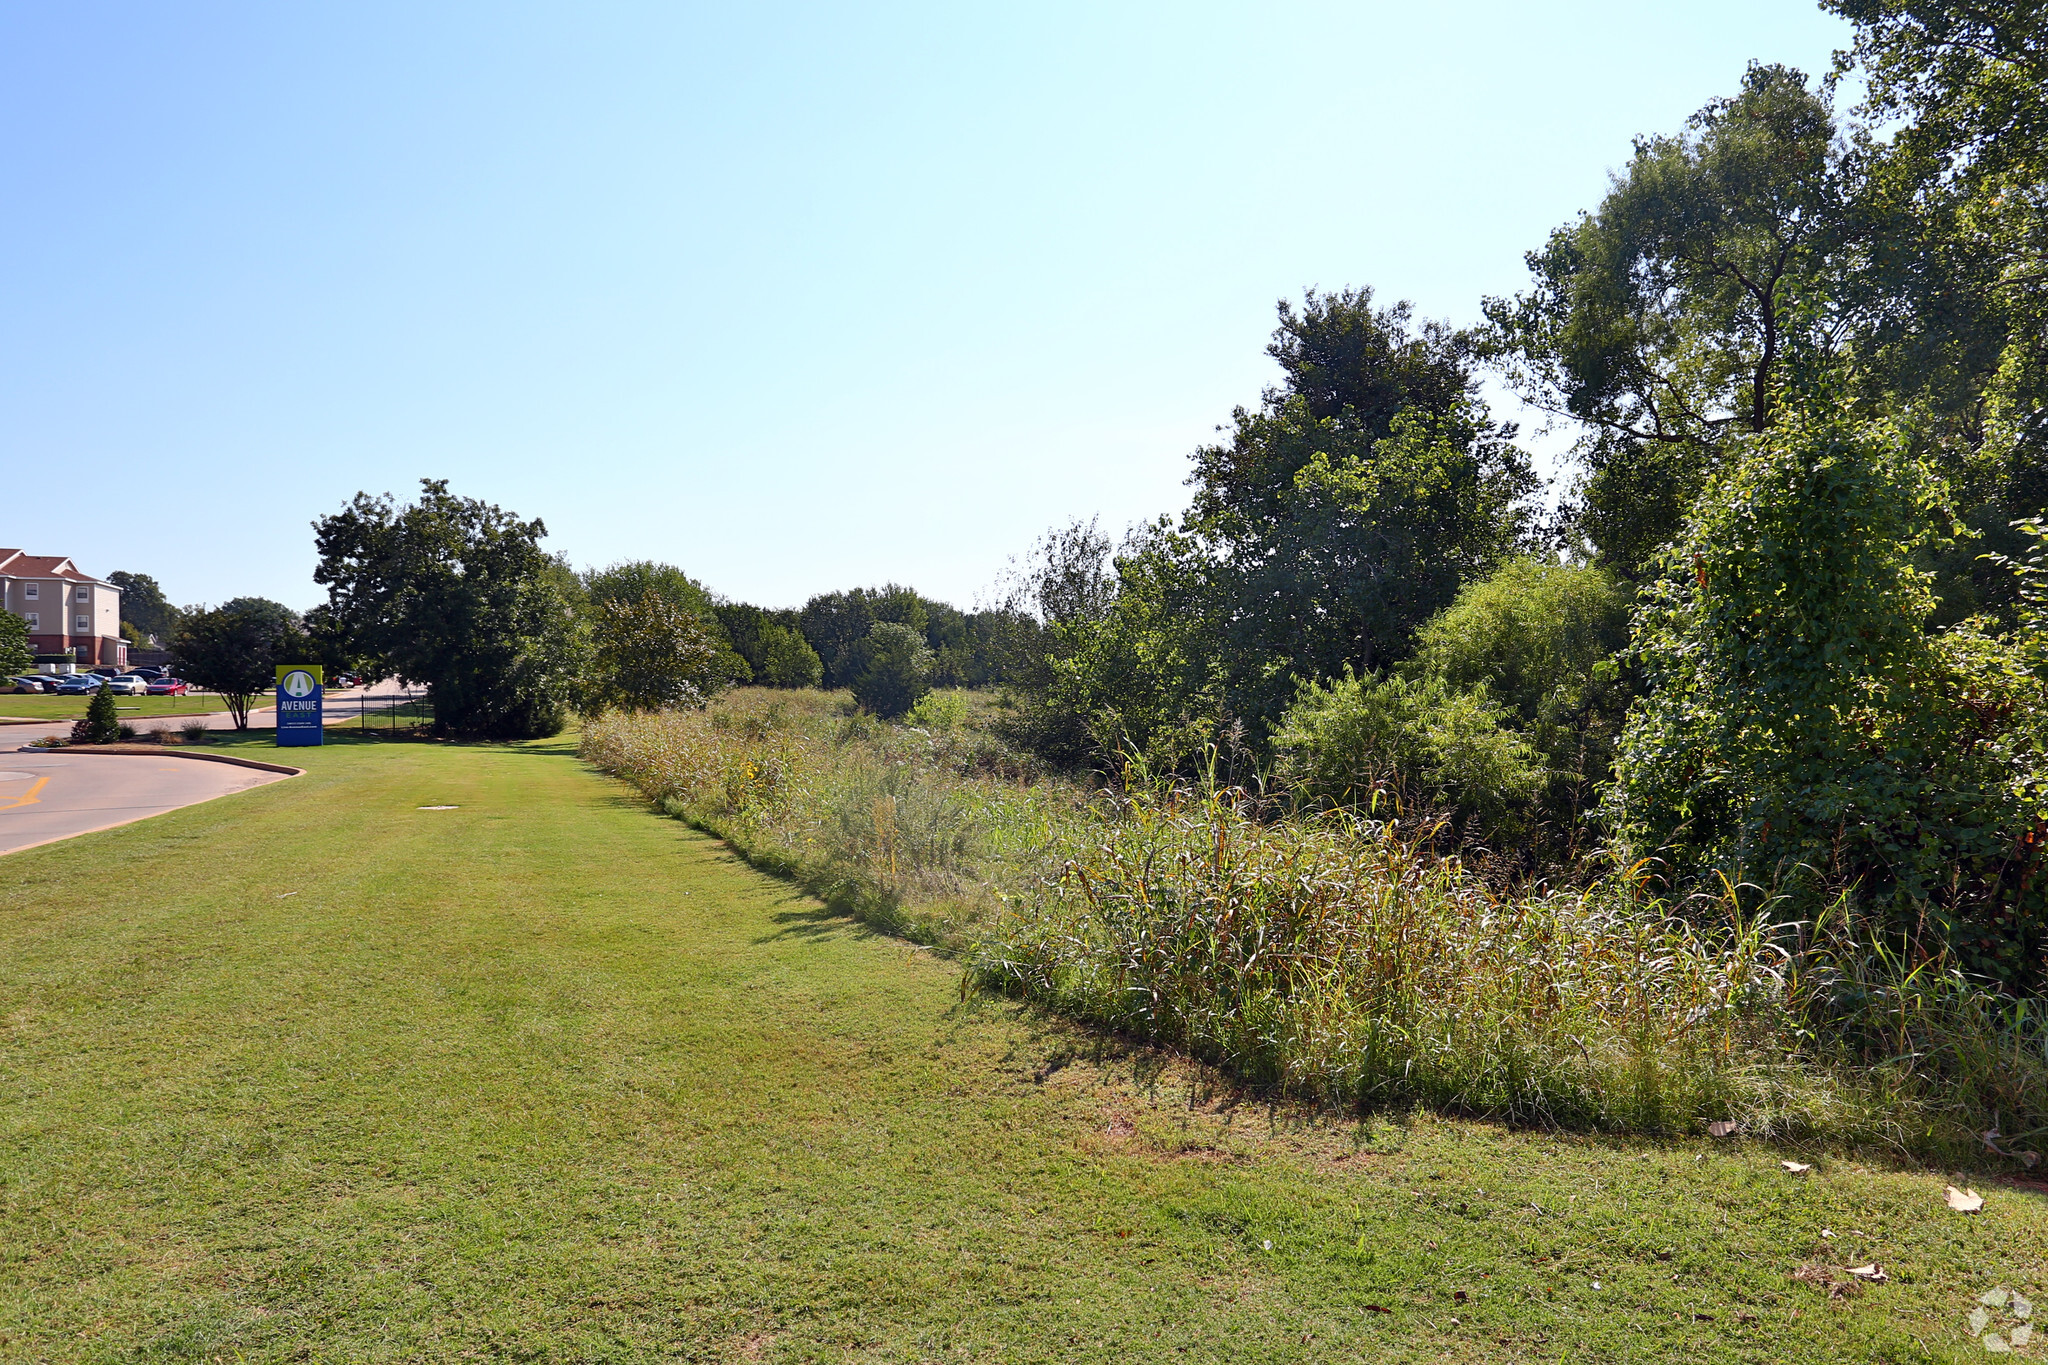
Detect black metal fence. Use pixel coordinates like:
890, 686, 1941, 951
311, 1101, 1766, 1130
332, 686, 432, 734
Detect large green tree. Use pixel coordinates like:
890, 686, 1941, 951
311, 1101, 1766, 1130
799, 586, 929, 688
107, 571, 179, 645
1490, 45, 2046, 587
583, 561, 749, 683
0, 611, 31, 676
1188, 289, 1537, 734
1485, 64, 1861, 574
584, 590, 732, 714
1828, 0, 2048, 620
312, 481, 587, 739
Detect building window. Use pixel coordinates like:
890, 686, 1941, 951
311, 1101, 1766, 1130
76, 615, 90, 633
25, 613, 37, 631
24, 583, 37, 600
75, 586, 88, 601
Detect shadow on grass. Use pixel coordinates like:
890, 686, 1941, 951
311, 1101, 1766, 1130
755, 902, 873, 945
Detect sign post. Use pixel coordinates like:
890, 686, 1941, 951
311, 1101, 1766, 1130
275, 665, 324, 747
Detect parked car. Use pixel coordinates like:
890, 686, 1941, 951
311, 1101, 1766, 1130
5, 675, 49, 693
87, 666, 123, 678
52, 676, 99, 695
101, 675, 148, 696
146, 677, 190, 696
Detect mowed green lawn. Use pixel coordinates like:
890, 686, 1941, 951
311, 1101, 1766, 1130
2, 736, 2043, 1362
0, 694, 225, 722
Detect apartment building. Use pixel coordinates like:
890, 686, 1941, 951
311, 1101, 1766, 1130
0, 549, 126, 668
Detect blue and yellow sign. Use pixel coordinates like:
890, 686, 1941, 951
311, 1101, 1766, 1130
275, 665, 324, 747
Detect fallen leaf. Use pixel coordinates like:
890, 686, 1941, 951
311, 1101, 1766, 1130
1707, 1120, 1738, 1138
1848, 1264, 1887, 1283
1984, 1289, 2012, 1308
1692, 1312, 1714, 1322
1362, 1305, 1391, 1315
1781, 1161, 1813, 1174
1949, 1185, 1986, 1213
1453, 1291, 1468, 1303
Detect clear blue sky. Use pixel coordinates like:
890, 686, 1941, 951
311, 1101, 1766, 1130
2, 2, 1852, 613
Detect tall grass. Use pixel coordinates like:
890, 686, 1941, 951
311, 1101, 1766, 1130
584, 690, 2048, 1158
581, 689, 1083, 946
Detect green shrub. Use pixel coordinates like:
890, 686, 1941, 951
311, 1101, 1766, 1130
845, 622, 933, 719
757, 622, 823, 688
1405, 556, 1634, 826
1273, 672, 1544, 837
1610, 405, 2048, 985
906, 689, 967, 731
78, 684, 122, 745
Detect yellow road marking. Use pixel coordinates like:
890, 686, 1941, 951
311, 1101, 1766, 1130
0, 775, 49, 812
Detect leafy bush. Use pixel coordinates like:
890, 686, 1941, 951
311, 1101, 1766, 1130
845, 622, 933, 719
1609, 405, 2048, 985
1273, 672, 1544, 837
906, 689, 967, 731
756, 622, 823, 688
1405, 556, 1634, 822
583, 589, 736, 714
583, 561, 750, 683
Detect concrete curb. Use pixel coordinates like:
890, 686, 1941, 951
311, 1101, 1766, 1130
13, 744, 306, 776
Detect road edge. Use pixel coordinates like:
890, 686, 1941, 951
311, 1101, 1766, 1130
14, 745, 307, 776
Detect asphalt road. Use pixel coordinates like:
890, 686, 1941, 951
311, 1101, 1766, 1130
0, 679, 421, 746
0, 753, 292, 856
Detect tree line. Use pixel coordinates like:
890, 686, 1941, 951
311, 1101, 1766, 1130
129, 479, 1037, 734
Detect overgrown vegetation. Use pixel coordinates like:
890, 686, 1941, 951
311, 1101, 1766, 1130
585, 690, 2048, 1159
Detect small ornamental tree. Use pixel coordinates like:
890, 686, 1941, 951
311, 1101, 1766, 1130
585, 590, 734, 714
78, 684, 122, 745
172, 599, 309, 730
845, 622, 933, 719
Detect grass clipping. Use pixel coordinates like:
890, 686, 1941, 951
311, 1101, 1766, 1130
584, 690, 2042, 1156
